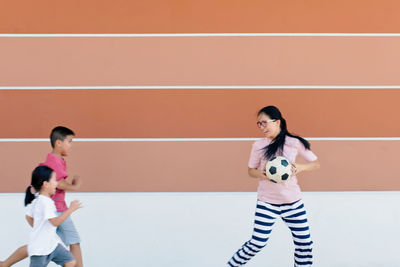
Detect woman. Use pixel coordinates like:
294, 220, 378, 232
227, 105, 320, 267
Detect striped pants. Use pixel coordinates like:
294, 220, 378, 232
228, 199, 313, 266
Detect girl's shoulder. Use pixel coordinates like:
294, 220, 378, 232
285, 136, 301, 147
252, 138, 270, 149
252, 137, 301, 149
26, 197, 37, 209
36, 195, 53, 206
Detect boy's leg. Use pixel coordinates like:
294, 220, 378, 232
56, 214, 82, 267
281, 200, 313, 267
69, 244, 82, 267
63, 261, 76, 267
0, 245, 28, 267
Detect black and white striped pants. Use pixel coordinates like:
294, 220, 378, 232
228, 199, 313, 266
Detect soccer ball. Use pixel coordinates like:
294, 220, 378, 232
265, 156, 292, 183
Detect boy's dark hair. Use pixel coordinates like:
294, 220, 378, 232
25, 165, 54, 206
50, 126, 75, 148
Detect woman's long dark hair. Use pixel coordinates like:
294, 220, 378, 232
258, 106, 310, 160
24, 165, 54, 206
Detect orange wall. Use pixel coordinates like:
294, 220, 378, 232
0, 140, 399, 193
0, 89, 400, 138
1, 37, 400, 86
1, 1, 399, 193
1, 0, 400, 33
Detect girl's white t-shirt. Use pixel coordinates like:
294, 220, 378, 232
26, 194, 61, 256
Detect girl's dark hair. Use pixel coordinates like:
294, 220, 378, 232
24, 165, 54, 206
258, 106, 311, 160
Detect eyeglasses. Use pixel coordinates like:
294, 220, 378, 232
256, 119, 276, 128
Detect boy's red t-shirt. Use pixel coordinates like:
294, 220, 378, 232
40, 153, 68, 212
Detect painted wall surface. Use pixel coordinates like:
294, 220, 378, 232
1, 192, 400, 267
1, 0, 400, 266
0, 140, 400, 193
1, 0, 400, 33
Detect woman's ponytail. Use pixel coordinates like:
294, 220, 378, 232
258, 106, 311, 160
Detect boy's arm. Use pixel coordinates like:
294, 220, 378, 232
25, 215, 34, 227
49, 200, 82, 226
56, 176, 82, 191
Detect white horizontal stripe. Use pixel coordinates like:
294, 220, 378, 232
253, 224, 275, 231
295, 250, 313, 256
238, 251, 253, 260
252, 231, 273, 239
0, 138, 257, 142
1, 33, 400, 37
0, 137, 399, 142
285, 222, 309, 228
293, 237, 312, 243
232, 254, 247, 264
284, 214, 308, 221
249, 239, 267, 247
295, 257, 313, 263
282, 208, 306, 218
1, 85, 400, 90
254, 216, 276, 223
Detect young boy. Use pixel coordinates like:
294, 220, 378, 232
0, 126, 84, 267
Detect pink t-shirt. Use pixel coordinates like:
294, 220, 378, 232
248, 136, 318, 204
40, 153, 68, 212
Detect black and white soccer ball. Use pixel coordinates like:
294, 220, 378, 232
265, 156, 292, 183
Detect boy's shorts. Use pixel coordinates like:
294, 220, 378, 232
56, 212, 81, 246
30, 244, 74, 267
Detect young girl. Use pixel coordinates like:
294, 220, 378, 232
227, 106, 320, 267
25, 165, 82, 267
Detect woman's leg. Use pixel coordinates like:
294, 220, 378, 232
227, 200, 279, 266
281, 200, 313, 267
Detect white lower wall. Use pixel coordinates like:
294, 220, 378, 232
1, 191, 400, 267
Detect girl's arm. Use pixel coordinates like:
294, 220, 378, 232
25, 215, 34, 227
48, 200, 82, 227
291, 160, 320, 175
248, 167, 268, 179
